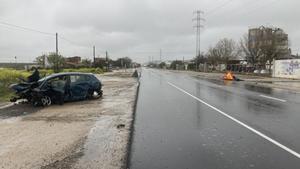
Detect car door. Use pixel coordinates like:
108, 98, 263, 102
69, 75, 90, 100
40, 75, 68, 102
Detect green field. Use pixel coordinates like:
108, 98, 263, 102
0, 68, 104, 102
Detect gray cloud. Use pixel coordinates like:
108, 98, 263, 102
0, 0, 300, 63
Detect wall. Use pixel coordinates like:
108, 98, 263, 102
273, 59, 300, 79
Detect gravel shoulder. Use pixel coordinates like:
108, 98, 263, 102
0, 70, 138, 169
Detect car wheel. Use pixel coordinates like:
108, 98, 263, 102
32, 100, 40, 107
41, 95, 52, 106
86, 89, 93, 100
87, 89, 102, 99
93, 91, 102, 99
98, 90, 103, 98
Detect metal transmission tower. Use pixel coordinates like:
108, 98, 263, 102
193, 10, 205, 70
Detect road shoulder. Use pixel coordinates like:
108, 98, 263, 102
0, 71, 139, 169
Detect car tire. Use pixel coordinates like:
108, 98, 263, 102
86, 89, 94, 100
98, 90, 103, 98
41, 95, 52, 106
87, 89, 102, 99
32, 100, 40, 107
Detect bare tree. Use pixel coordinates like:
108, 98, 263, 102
216, 38, 238, 64
207, 46, 221, 67
261, 33, 290, 71
239, 34, 262, 66
207, 38, 238, 66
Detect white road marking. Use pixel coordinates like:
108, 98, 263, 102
168, 82, 300, 159
259, 95, 287, 103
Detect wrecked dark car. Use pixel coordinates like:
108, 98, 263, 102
10, 72, 103, 106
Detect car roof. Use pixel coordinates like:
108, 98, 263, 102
44, 72, 94, 80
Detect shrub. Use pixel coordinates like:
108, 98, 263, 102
63, 68, 103, 74
0, 69, 30, 101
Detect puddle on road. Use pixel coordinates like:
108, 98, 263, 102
244, 83, 273, 94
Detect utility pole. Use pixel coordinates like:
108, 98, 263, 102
43, 54, 46, 68
160, 49, 162, 62
15, 56, 17, 69
193, 10, 205, 71
105, 51, 109, 71
93, 46, 96, 67
54, 33, 59, 72
56, 33, 58, 55
121, 58, 124, 69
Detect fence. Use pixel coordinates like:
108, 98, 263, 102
273, 59, 300, 79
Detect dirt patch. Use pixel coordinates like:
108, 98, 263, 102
0, 70, 138, 169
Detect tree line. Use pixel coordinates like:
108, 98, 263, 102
193, 32, 289, 69
35, 53, 134, 73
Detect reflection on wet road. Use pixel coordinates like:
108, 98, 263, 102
129, 69, 300, 169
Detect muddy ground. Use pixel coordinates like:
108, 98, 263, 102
0, 70, 138, 169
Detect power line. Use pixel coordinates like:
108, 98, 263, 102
58, 36, 91, 49
232, 0, 282, 18
206, 0, 235, 16
0, 20, 55, 36
0, 20, 104, 62
207, 0, 281, 21
0, 20, 96, 50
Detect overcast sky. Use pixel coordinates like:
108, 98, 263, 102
0, 0, 300, 63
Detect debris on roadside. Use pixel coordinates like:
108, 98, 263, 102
117, 124, 125, 129
223, 71, 234, 81
223, 71, 243, 81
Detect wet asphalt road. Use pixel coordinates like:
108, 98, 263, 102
129, 68, 300, 169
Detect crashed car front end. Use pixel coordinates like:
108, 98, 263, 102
9, 81, 41, 103
9, 73, 103, 107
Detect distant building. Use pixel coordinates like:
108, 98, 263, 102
64, 56, 82, 68
131, 62, 141, 68
248, 26, 290, 59
93, 57, 108, 68
94, 58, 106, 64
65, 56, 81, 64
